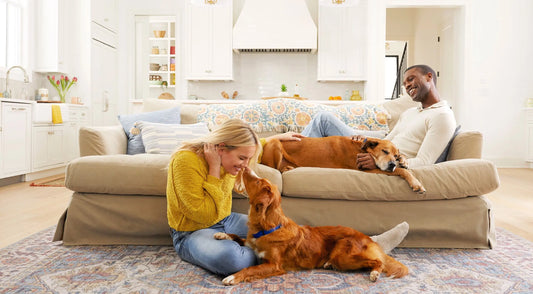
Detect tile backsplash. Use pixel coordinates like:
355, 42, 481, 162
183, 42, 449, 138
187, 53, 365, 101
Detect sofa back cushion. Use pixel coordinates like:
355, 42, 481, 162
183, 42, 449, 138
117, 106, 181, 155
197, 99, 390, 134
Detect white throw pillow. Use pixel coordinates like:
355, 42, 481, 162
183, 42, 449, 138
136, 121, 210, 154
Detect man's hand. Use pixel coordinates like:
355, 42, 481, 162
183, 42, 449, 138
356, 153, 377, 170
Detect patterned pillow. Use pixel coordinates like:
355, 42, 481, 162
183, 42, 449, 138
197, 99, 390, 133
117, 106, 181, 155
136, 121, 209, 154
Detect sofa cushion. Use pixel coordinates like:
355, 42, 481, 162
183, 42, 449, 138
435, 125, 461, 163
66, 154, 171, 195
137, 121, 209, 154
118, 106, 181, 155
197, 99, 389, 133
281, 159, 499, 201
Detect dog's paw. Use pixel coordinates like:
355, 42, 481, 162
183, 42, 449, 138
370, 270, 380, 282
410, 180, 426, 194
214, 232, 231, 240
222, 275, 237, 285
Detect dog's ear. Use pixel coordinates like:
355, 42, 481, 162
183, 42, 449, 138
253, 186, 273, 216
361, 138, 379, 151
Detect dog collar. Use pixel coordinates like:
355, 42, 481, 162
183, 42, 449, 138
252, 224, 282, 238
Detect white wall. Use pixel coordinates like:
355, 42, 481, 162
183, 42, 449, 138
463, 0, 533, 167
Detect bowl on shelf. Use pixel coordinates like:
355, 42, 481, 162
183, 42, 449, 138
150, 63, 160, 71
153, 30, 166, 38
149, 80, 163, 86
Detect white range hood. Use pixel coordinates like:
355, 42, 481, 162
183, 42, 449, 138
233, 0, 317, 53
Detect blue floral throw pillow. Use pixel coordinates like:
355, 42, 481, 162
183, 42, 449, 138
117, 106, 181, 155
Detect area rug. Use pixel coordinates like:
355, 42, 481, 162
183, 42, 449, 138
1, 228, 532, 293
29, 176, 65, 187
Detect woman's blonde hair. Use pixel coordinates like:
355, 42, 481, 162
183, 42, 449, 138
177, 118, 261, 166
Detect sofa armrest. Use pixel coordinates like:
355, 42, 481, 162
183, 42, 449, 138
79, 125, 127, 156
447, 131, 482, 160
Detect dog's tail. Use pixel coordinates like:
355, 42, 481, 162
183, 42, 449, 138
383, 255, 408, 278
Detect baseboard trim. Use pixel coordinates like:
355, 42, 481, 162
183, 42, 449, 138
24, 167, 66, 181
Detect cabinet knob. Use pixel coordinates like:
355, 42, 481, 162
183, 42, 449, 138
205, 69, 212, 73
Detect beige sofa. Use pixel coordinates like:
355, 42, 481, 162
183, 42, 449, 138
54, 98, 500, 248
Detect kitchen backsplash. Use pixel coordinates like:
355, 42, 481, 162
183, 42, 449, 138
187, 53, 365, 101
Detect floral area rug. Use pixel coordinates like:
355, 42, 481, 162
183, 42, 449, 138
1, 227, 532, 293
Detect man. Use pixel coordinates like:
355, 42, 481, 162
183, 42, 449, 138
301, 64, 456, 169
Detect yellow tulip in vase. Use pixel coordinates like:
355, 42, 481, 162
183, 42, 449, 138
47, 75, 78, 103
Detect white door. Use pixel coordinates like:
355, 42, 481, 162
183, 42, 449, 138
91, 39, 118, 126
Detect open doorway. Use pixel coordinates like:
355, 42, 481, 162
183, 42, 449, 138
385, 6, 465, 110
385, 41, 407, 99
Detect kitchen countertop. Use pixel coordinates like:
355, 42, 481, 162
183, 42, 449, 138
0, 98, 34, 104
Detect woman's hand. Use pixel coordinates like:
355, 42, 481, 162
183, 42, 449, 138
204, 143, 221, 178
267, 132, 306, 142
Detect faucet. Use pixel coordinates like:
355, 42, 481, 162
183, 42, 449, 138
4, 65, 30, 98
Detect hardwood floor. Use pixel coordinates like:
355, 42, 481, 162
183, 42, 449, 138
0, 168, 532, 249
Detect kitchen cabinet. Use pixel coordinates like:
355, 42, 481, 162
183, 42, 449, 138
185, 0, 233, 80
317, 0, 367, 81
91, 0, 117, 33
148, 18, 177, 95
90, 20, 118, 126
32, 125, 65, 172
0, 101, 32, 178
35, 0, 68, 73
64, 106, 89, 162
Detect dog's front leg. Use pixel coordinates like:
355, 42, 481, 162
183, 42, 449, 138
222, 262, 285, 285
393, 168, 425, 193
213, 232, 246, 246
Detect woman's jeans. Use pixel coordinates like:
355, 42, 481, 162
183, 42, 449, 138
170, 212, 258, 276
301, 111, 387, 138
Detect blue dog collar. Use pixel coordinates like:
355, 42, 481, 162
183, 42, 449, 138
252, 224, 282, 238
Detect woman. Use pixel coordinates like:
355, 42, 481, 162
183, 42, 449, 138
167, 118, 408, 276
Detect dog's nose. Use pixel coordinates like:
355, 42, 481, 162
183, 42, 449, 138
387, 161, 397, 172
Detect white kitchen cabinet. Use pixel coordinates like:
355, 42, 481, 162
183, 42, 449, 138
35, 0, 68, 73
91, 31, 118, 126
317, 0, 367, 81
32, 125, 65, 172
64, 106, 89, 162
91, 0, 117, 32
186, 1, 233, 80
0, 102, 32, 178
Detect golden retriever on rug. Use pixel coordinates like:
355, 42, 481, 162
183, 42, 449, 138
214, 168, 409, 285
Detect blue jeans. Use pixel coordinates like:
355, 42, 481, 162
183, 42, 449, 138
170, 212, 258, 276
301, 111, 387, 138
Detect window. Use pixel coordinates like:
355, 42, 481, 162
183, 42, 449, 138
0, 0, 28, 74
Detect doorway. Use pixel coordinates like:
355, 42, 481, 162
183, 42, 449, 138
385, 6, 465, 110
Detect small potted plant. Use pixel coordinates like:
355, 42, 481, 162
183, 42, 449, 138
278, 84, 290, 97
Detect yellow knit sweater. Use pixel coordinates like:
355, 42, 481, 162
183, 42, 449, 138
167, 150, 236, 231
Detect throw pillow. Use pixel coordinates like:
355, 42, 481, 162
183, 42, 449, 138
117, 106, 181, 155
435, 125, 462, 163
137, 121, 210, 154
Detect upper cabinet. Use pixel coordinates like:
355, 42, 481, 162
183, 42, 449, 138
91, 0, 118, 32
317, 0, 367, 81
185, 0, 233, 80
35, 0, 67, 73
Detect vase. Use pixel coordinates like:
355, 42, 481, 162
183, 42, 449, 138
57, 91, 67, 103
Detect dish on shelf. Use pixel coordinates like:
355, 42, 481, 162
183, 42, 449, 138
150, 63, 160, 71
153, 30, 166, 38
149, 80, 163, 86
